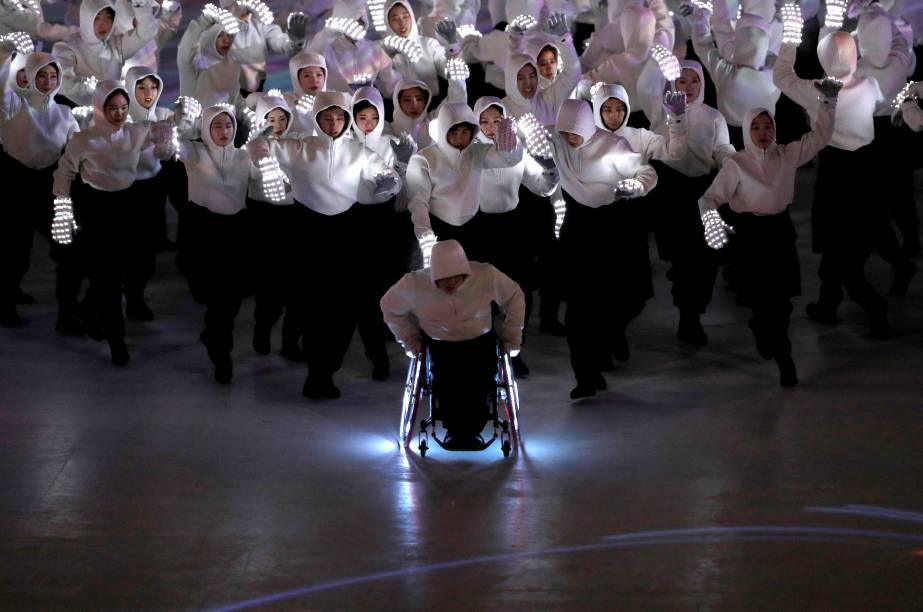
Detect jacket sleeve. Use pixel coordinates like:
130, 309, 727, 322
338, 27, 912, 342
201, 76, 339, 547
52, 136, 83, 197
548, 34, 581, 107
638, 118, 687, 164
112, 3, 159, 60
698, 160, 740, 212
380, 274, 424, 352
50, 41, 81, 102
406, 154, 434, 238
357, 147, 403, 204
176, 20, 203, 98
772, 42, 817, 110
710, 0, 736, 60
521, 154, 559, 197
491, 265, 525, 349
579, 24, 617, 72
476, 138, 524, 170
712, 113, 736, 167
783, 95, 836, 167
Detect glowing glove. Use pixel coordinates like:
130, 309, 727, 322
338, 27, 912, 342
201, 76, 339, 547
72, 106, 93, 121
615, 178, 644, 199
151, 120, 178, 158
516, 113, 554, 159
373, 169, 400, 198
202, 4, 240, 35
652, 45, 681, 82
348, 73, 373, 92
51, 197, 78, 245
780, 3, 803, 45
547, 12, 568, 37
495, 118, 518, 153
383, 35, 423, 63
368, 0, 387, 33
295, 94, 315, 115
418, 231, 436, 268
553, 196, 565, 239
75, 75, 98, 98
813, 77, 843, 99
435, 19, 458, 45
238, 0, 274, 25
160, 0, 180, 14
701, 208, 733, 249
824, 0, 847, 29
506, 14, 538, 35
389, 132, 417, 165
326, 17, 366, 41
259, 156, 288, 203
663, 89, 687, 116
456, 24, 481, 39
3, 0, 40, 16
0, 31, 33, 55
445, 56, 469, 81
287, 12, 309, 42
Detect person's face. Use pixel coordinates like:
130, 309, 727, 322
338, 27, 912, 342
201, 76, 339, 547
478, 106, 503, 140
354, 106, 380, 134
210, 113, 235, 146
398, 87, 427, 119
516, 64, 538, 99
446, 125, 473, 150
600, 97, 627, 131
15, 68, 28, 89
750, 113, 775, 149
93, 9, 114, 41
317, 107, 347, 138
388, 4, 413, 37
265, 108, 289, 136
34, 64, 59, 94
537, 48, 558, 80
560, 131, 584, 148
104, 92, 129, 128
435, 274, 466, 294
134, 76, 160, 109
216, 31, 234, 56
298, 66, 326, 94
675, 68, 701, 104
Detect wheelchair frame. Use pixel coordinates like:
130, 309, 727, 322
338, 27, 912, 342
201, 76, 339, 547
399, 344, 521, 457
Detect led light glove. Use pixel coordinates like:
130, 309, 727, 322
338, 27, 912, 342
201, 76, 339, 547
160, 0, 180, 14
701, 208, 733, 249
663, 89, 687, 117
445, 57, 469, 81
287, 12, 309, 43
51, 197, 78, 245
552, 197, 566, 239
75, 75, 98, 98
150, 120, 178, 158
813, 77, 843, 100
348, 73, 373, 92
0, 32, 33, 55
295, 94, 315, 115
418, 231, 436, 268
652, 44, 681, 82
547, 12, 568, 37
238, 0, 274, 25
382, 35, 424, 63
614, 178, 644, 199
259, 156, 288, 203
202, 4, 240, 35
3, 0, 40, 15
326, 17, 366, 42
72, 105, 93, 120
824, 0, 847, 29
506, 14, 538, 35
780, 3, 803, 45
495, 117, 518, 153
517, 113, 553, 159
456, 24, 481, 39
373, 170, 400, 198
368, 0, 387, 33
435, 19, 458, 45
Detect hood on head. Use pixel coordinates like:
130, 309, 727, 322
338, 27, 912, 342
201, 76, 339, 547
80, 0, 116, 44
125, 66, 163, 120
385, 0, 418, 38
555, 99, 596, 148
201, 22, 234, 63
527, 37, 564, 78
742, 106, 776, 154
9, 51, 29, 96
288, 50, 327, 96
504, 54, 538, 108
392, 78, 432, 124
434, 102, 478, 154
312, 91, 353, 140
202, 104, 238, 147
473, 95, 507, 119
92, 79, 128, 125
678, 59, 706, 105
733, 25, 769, 69
25, 52, 63, 99
621, 5, 655, 54
818, 31, 857, 78
591, 83, 630, 132
857, 10, 893, 69
351, 85, 385, 141
256, 94, 293, 137
430, 239, 471, 283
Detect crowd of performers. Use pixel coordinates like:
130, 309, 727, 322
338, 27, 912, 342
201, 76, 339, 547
1, 0, 921, 400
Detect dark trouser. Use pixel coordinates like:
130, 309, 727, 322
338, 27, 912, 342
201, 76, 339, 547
124, 174, 166, 302
430, 212, 486, 263
519, 185, 562, 326
560, 192, 652, 386
812, 145, 887, 317
0, 154, 83, 315
478, 204, 536, 325
395, 210, 419, 272
181, 203, 253, 355
724, 208, 800, 359
427, 330, 498, 438
249, 200, 302, 347
73, 181, 145, 341
727, 125, 744, 151
649, 162, 719, 315
872, 116, 919, 257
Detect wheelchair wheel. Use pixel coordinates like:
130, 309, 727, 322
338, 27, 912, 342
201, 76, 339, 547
501, 438, 511, 458
400, 354, 424, 448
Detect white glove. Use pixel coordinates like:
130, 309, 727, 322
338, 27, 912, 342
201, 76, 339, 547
445, 57, 469, 81
150, 120, 178, 158
75, 75, 99, 98
287, 12, 309, 43
652, 44, 681, 82
546, 12, 568, 37
701, 209, 734, 249
506, 14, 538, 35
373, 170, 400, 198
418, 231, 436, 268
201, 4, 240, 35
435, 19, 458, 45
663, 89, 687, 117
553, 197, 566, 239
52, 197, 78, 245
389, 132, 417, 165
0, 32, 34, 56
325, 17, 366, 42
824, 0, 847, 29
614, 178, 644, 199
238, 0, 274, 25
382, 35, 423, 63
780, 3, 803, 45
259, 155, 288, 203
495, 118, 518, 153
348, 73, 373, 92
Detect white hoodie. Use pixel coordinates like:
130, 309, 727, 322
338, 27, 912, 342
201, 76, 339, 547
1, 52, 79, 170
177, 20, 243, 109
222, 0, 303, 92
54, 80, 152, 195
774, 34, 882, 151
170, 105, 254, 215
502, 31, 581, 124
388, 78, 435, 148
473, 96, 558, 214
52, 0, 158, 105
580, 0, 675, 72
855, 8, 915, 116
124, 66, 172, 180
551, 98, 657, 207
380, 239, 525, 349
252, 91, 401, 216
406, 101, 524, 236
284, 50, 326, 136
383, 0, 450, 95
698, 101, 835, 216
247, 95, 296, 205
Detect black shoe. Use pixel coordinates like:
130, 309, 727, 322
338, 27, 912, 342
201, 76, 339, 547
869, 313, 891, 339
805, 302, 837, 326
252, 325, 271, 355
612, 331, 630, 362
210, 352, 232, 384
14, 288, 34, 305
776, 354, 798, 388
677, 314, 708, 346
748, 318, 774, 360
302, 376, 340, 399
371, 358, 390, 381
1, 303, 23, 327
280, 343, 305, 362
570, 384, 597, 399
125, 300, 154, 322
511, 355, 530, 377
539, 320, 567, 336
109, 339, 130, 367
55, 312, 85, 336
889, 261, 916, 297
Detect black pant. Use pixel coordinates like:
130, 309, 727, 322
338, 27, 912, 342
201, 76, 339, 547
249, 200, 302, 347
478, 204, 536, 325
181, 203, 253, 355
124, 173, 166, 301
427, 330, 498, 438
560, 192, 652, 386
518, 185, 561, 325
430, 212, 486, 263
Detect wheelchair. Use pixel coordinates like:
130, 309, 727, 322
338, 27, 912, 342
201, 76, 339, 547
399, 343, 521, 457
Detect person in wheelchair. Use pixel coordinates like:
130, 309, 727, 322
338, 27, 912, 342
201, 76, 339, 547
380, 239, 525, 449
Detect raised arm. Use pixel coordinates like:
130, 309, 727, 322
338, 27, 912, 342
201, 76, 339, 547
773, 42, 818, 110
783, 79, 839, 167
